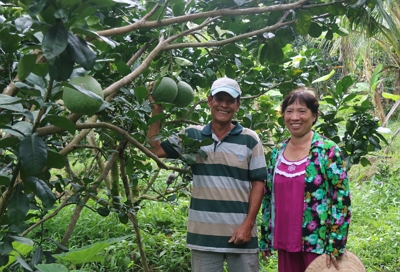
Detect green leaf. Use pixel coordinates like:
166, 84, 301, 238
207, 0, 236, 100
48, 49, 74, 81
323, 97, 337, 106
17, 54, 38, 81
26, 177, 56, 208
174, 57, 193, 66
8, 185, 30, 225
266, 42, 284, 64
0, 239, 13, 255
134, 86, 148, 104
171, 1, 185, 16
118, 212, 129, 224
360, 157, 371, 167
312, 70, 335, 83
382, 92, 400, 101
117, 62, 131, 76
234, 0, 246, 5
368, 135, 381, 149
225, 64, 236, 79
9, 236, 34, 246
42, 24, 69, 60
36, 263, 69, 272
85, 15, 100, 27
28, 0, 46, 16
198, 149, 208, 159
46, 150, 66, 169
16, 256, 33, 271
341, 76, 354, 91
3, 121, 32, 137
67, 32, 96, 70
369, 64, 383, 90
309, 22, 322, 38
294, 11, 312, 36
346, 120, 355, 136
31, 246, 43, 267
19, 134, 48, 176
181, 153, 196, 165
0, 241, 33, 270
259, 44, 268, 64
41, 115, 76, 134
0, 94, 24, 112
53, 236, 131, 265
97, 207, 110, 217
14, 82, 42, 97
342, 93, 358, 104
325, 30, 333, 40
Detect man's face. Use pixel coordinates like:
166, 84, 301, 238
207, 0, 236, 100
207, 92, 240, 124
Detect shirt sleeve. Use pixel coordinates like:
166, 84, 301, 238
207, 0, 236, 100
160, 134, 182, 159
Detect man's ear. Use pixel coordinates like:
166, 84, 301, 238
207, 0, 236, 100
236, 101, 241, 112
207, 96, 212, 107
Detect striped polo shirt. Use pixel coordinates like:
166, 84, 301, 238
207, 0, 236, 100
161, 121, 267, 253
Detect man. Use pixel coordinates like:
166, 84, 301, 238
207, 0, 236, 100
147, 77, 267, 272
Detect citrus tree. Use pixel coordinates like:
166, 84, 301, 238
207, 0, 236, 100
0, 0, 386, 270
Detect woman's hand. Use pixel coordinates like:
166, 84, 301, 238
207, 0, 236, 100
326, 253, 340, 270
261, 250, 272, 262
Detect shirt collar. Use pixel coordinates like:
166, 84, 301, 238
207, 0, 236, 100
202, 121, 243, 136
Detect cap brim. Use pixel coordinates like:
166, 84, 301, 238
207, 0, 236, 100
211, 87, 240, 98
305, 251, 366, 272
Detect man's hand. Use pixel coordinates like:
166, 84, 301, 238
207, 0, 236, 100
228, 223, 252, 245
148, 82, 164, 112
326, 253, 340, 270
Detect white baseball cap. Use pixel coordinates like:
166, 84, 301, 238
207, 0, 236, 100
211, 77, 242, 98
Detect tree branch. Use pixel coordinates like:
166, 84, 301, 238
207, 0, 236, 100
163, 19, 295, 51
96, 0, 308, 37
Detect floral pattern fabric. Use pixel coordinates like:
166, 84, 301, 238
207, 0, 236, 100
259, 132, 351, 257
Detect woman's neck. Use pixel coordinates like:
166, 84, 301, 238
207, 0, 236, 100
289, 131, 313, 147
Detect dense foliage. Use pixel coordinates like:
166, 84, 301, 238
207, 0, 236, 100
0, 0, 393, 271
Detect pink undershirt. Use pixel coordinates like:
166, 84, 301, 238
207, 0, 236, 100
273, 153, 307, 252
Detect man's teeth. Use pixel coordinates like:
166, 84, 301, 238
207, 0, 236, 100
218, 110, 228, 114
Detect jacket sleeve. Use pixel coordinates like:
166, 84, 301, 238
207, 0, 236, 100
324, 144, 351, 256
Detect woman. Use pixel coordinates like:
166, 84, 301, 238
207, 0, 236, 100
259, 87, 351, 272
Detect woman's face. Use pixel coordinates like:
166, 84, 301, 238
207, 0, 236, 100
283, 100, 316, 138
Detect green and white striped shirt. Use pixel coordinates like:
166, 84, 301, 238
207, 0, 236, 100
161, 121, 267, 253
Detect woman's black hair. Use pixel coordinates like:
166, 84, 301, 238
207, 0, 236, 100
281, 87, 319, 125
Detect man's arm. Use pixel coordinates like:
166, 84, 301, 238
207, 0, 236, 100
147, 91, 167, 158
229, 181, 264, 245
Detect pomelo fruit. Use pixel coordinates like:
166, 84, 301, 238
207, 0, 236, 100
173, 81, 194, 108
63, 75, 104, 116
152, 77, 178, 103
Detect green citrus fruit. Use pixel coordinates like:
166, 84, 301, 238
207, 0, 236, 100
152, 77, 178, 103
63, 75, 104, 116
173, 81, 194, 108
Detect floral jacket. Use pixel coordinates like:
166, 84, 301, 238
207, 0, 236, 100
259, 132, 351, 257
